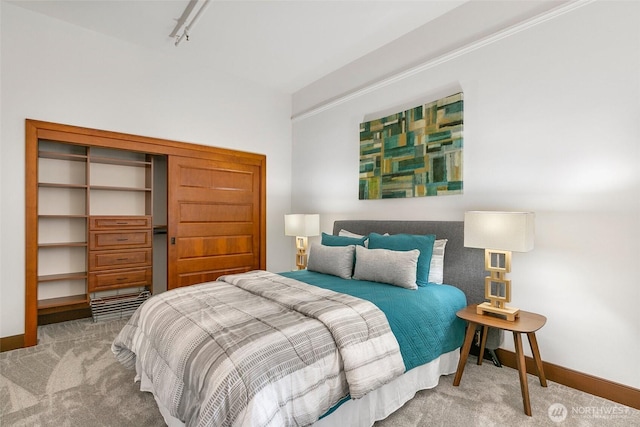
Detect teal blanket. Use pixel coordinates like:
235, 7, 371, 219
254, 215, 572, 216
280, 270, 467, 371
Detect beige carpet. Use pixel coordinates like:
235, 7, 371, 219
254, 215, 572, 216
1, 318, 638, 426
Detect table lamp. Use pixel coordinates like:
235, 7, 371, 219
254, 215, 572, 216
464, 211, 535, 321
284, 214, 320, 270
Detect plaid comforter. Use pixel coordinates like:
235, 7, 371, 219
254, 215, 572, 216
112, 270, 405, 427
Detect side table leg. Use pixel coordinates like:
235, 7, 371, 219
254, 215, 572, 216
453, 321, 477, 386
527, 332, 547, 387
478, 325, 489, 366
514, 332, 532, 416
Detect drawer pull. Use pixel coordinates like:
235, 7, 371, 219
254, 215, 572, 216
116, 258, 129, 261
115, 222, 129, 225
116, 238, 129, 242
117, 277, 128, 281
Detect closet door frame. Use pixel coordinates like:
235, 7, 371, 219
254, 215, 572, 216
25, 119, 266, 347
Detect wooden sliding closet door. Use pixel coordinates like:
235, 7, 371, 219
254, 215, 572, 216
168, 156, 263, 289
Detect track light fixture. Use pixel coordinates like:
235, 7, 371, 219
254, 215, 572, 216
173, 0, 211, 47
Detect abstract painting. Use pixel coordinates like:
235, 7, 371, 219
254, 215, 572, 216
359, 92, 463, 199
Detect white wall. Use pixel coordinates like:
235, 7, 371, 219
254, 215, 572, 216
0, 2, 294, 337
292, 1, 640, 389
2, 0, 638, 392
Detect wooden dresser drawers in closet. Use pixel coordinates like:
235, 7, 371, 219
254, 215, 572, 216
88, 216, 152, 292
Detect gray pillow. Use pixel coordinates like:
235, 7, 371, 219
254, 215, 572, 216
353, 245, 419, 289
307, 243, 355, 279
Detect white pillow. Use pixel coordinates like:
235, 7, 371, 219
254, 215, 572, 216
307, 243, 355, 279
429, 239, 447, 284
338, 229, 364, 238
339, 228, 369, 247
353, 245, 419, 290
340, 229, 447, 284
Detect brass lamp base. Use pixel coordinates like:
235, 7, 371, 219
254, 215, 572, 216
295, 236, 309, 270
476, 301, 520, 321
478, 248, 520, 321
295, 249, 308, 270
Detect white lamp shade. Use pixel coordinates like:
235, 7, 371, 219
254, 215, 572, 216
464, 211, 535, 252
284, 214, 320, 237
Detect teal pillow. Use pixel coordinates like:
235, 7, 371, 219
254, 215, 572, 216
367, 232, 436, 287
321, 232, 367, 247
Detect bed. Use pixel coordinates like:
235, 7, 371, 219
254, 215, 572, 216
112, 220, 489, 426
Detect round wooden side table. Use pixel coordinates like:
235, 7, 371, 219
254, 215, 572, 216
453, 304, 547, 416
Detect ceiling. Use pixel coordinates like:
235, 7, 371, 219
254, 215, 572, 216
10, 0, 470, 94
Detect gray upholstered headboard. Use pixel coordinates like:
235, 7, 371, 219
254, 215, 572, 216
333, 220, 486, 306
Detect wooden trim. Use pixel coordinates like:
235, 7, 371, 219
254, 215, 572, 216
25, 120, 39, 347
495, 348, 640, 410
38, 308, 92, 325
0, 334, 25, 352
31, 119, 266, 164
259, 156, 267, 270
